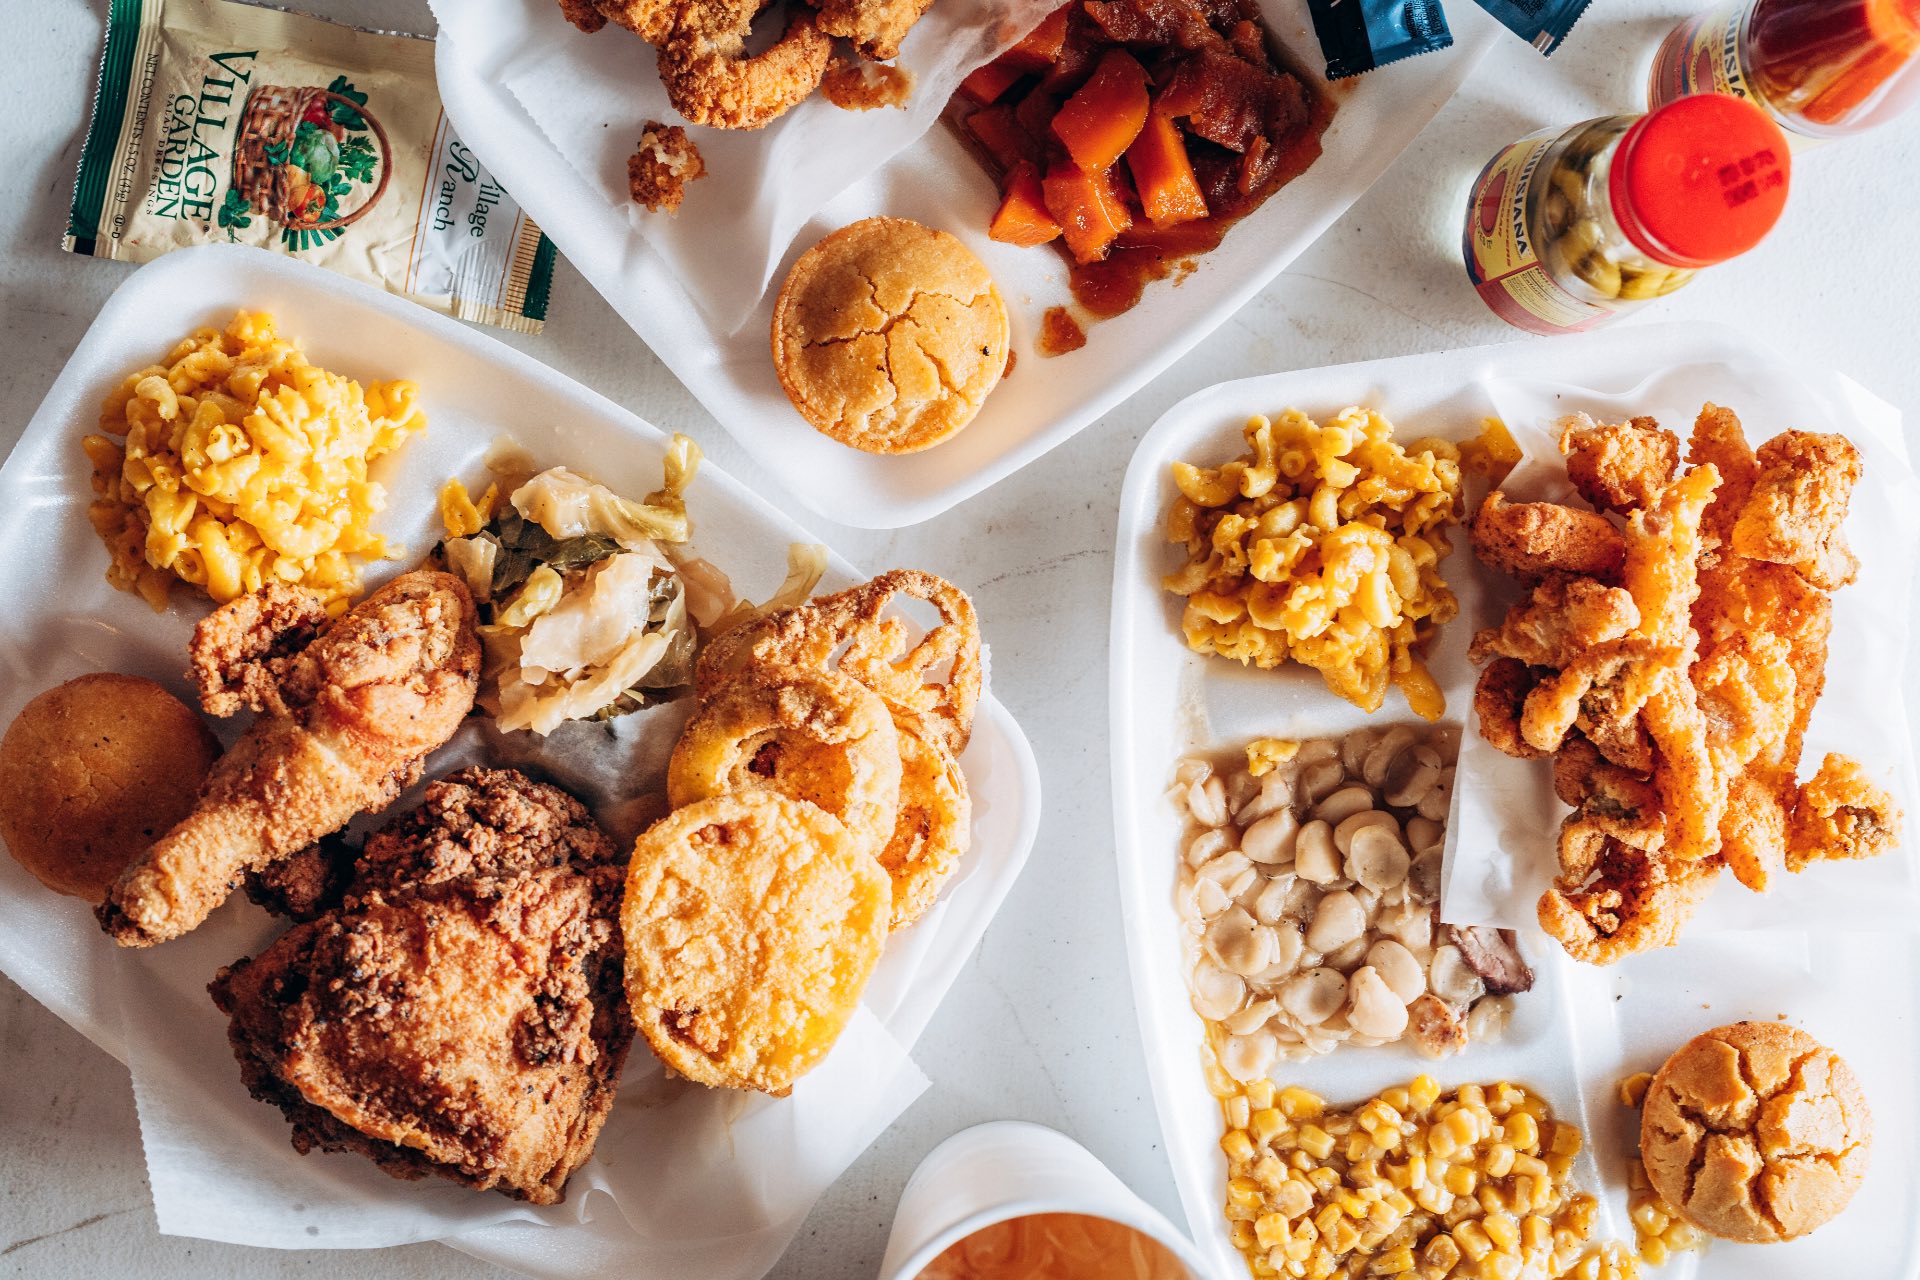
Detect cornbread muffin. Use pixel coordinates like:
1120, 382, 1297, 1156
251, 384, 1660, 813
771, 216, 1009, 455
0, 674, 218, 901
1641, 1021, 1872, 1243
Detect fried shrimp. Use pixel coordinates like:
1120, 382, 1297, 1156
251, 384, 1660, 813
875, 712, 970, 929
658, 6, 833, 131
622, 792, 889, 1095
667, 662, 902, 852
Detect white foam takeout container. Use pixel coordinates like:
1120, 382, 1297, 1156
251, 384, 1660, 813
1107, 323, 1920, 1279
877, 1121, 1212, 1280
432, 1, 1504, 529
0, 244, 1042, 1280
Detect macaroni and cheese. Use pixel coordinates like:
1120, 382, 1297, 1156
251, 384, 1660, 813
84, 310, 424, 612
1163, 408, 1463, 720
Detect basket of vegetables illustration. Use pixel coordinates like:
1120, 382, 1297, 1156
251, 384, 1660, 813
226, 77, 390, 251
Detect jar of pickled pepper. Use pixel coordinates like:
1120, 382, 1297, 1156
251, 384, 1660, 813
1462, 94, 1792, 336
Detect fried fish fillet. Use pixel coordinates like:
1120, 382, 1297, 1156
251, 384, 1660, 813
210, 769, 629, 1204
1470, 491, 1626, 583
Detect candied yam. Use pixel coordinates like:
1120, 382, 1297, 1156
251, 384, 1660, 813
989, 162, 1063, 247
1051, 49, 1151, 170
1042, 159, 1133, 263
1127, 112, 1207, 226
965, 104, 1041, 170
958, 58, 1025, 105
1154, 47, 1298, 152
1013, 86, 1061, 142
1002, 4, 1071, 69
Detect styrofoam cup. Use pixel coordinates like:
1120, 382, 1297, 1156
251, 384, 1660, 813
877, 1121, 1212, 1280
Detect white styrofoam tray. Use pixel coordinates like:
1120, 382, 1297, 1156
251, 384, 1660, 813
433, 3, 1503, 529
0, 244, 1042, 1280
1108, 324, 1920, 1279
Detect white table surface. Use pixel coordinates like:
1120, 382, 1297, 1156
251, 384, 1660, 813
2, 1, 1916, 1276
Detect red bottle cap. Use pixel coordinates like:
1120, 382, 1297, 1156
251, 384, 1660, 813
1608, 95, 1792, 269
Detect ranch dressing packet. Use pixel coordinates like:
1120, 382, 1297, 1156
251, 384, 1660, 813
65, 0, 557, 333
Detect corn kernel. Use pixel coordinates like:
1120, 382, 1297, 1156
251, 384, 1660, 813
1331, 1218, 1361, 1254
1617, 1072, 1652, 1109
1504, 1113, 1539, 1151
1550, 1122, 1583, 1157
1385, 1190, 1414, 1216
1224, 1130, 1257, 1163
1478, 1186, 1507, 1216
1308, 1167, 1340, 1193
1314, 1203, 1343, 1236
1253, 1154, 1287, 1187
1346, 1132, 1373, 1163
1484, 1143, 1515, 1178
1444, 1165, 1478, 1197
1381, 1086, 1412, 1113
1629, 1202, 1668, 1235
1414, 1184, 1454, 1215
1252, 1108, 1287, 1146
1444, 1107, 1483, 1146
1247, 1079, 1276, 1111
1409, 1076, 1441, 1113
1255, 1213, 1291, 1250
1427, 1127, 1459, 1161
1522, 1214, 1551, 1253
1231, 1220, 1257, 1250
1298, 1125, 1335, 1161
1484, 1252, 1522, 1280
1571, 1255, 1601, 1280
1275, 1179, 1315, 1219
1228, 1094, 1253, 1130
1370, 1245, 1415, 1275
1640, 1238, 1669, 1267
1229, 1178, 1264, 1210
1662, 1221, 1704, 1251
1482, 1211, 1519, 1251
1547, 1153, 1575, 1181
1279, 1087, 1324, 1120
1452, 1220, 1492, 1261
1422, 1234, 1461, 1269
1511, 1153, 1549, 1180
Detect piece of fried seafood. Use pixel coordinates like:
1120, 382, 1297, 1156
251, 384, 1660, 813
1469, 403, 1897, 964
1470, 491, 1625, 583
210, 768, 629, 1204
1558, 413, 1680, 514
101, 570, 481, 947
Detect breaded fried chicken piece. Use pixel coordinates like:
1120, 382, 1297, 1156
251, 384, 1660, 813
1732, 431, 1863, 589
1469, 576, 1640, 669
101, 571, 480, 946
1471, 492, 1626, 583
1688, 403, 1758, 549
210, 769, 629, 1205
1473, 658, 1543, 760
556, 0, 608, 31
1559, 414, 1680, 514
1787, 754, 1902, 870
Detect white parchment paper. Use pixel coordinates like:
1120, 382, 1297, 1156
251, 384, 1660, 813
430, 0, 1061, 334
1442, 357, 1920, 936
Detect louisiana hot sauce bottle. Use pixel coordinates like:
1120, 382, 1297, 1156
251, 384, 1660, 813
1462, 95, 1791, 337
1652, 0, 1920, 137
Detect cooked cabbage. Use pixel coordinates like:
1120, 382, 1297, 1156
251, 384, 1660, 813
512, 467, 690, 550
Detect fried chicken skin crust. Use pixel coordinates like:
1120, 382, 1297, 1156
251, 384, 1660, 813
1470, 491, 1626, 584
210, 769, 629, 1205
101, 571, 480, 946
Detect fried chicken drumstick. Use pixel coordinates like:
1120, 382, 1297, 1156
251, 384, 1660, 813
211, 768, 630, 1203
100, 570, 481, 946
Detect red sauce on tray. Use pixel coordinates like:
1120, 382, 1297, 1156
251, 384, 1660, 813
947, 0, 1335, 342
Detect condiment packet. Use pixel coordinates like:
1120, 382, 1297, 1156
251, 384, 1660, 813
65, 0, 556, 334
1306, 0, 1453, 79
1467, 0, 1590, 55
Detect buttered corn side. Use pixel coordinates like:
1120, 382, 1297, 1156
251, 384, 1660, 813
1616, 1073, 1705, 1267
85, 310, 424, 612
1162, 408, 1462, 721
1212, 1071, 1637, 1280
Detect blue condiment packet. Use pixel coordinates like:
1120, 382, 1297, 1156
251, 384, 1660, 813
1469, 0, 1592, 54
1307, 0, 1454, 79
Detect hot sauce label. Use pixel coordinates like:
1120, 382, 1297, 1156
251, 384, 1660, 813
1462, 134, 1616, 338
1651, 4, 1752, 107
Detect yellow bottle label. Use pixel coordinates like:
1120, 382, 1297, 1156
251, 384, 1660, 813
1463, 135, 1617, 337
1651, 5, 1752, 106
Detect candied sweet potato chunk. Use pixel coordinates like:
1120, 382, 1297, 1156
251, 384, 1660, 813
1051, 49, 1151, 171
1042, 159, 1133, 263
958, 58, 1025, 105
989, 162, 1063, 247
1002, 4, 1071, 70
965, 104, 1041, 170
1126, 112, 1207, 226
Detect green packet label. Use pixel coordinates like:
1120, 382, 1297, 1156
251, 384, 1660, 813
66, 0, 555, 334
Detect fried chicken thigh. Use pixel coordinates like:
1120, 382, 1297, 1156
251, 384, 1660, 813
101, 571, 481, 946
210, 769, 630, 1204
